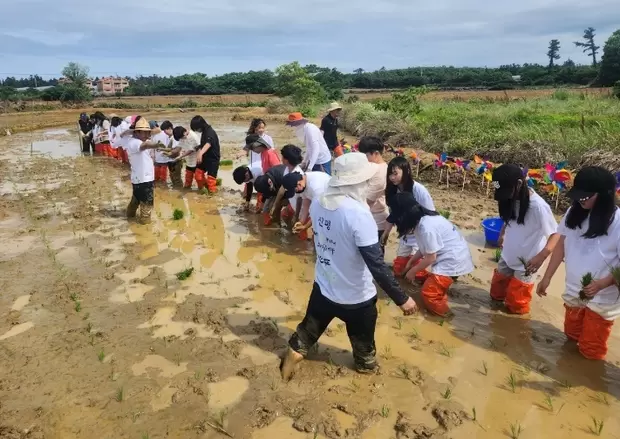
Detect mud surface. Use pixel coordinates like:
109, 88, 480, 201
1, 115, 619, 438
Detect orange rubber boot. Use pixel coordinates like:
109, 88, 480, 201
393, 256, 412, 277
579, 308, 614, 360
207, 175, 218, 193
505, 277, 533, 314
333, 145, 344, 157
490, 269, 511, 301
564, 304, 586, 341
421, 273, 453, 317
195, 169, 207, 190
184, 170, 195, 188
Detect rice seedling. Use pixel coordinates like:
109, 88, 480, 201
480, 361, 488, 376
349, 380, 361, 392
441, 387, 452, 399
409, 328, 420, 340
610, 265, 620, 299
471, 407, 477, 421
380, 405, 390, 418
142, 434, 150, 439
176, 267, 194, 281
543, 394, 554, 412
493, 248, 502, 263
508, 422, 523, 439
589, 417, 604, 436
438, 209, 451, 219
219, 159, 233, 166
98, 348, 105, 362
70, 292, 78, 302
172, 209, 184, 220
579, 272, 593, 300
86, 322, 93, 333
115, 387, 124, 402
561, 379, 572, 390
438, 319, 445, 327
74, 301, 82, 312
382, 344, 393, 359
438, 343, 453, 357
395, 318, 403, 330
288, 264, 293, 272
507, 372, 518, 393
517, 256, 531, 276
592, 393, 610, 406
398, 364, 412, 380
216, 178, 222, 186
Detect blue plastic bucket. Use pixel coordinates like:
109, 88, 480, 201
481, 217, 504, 247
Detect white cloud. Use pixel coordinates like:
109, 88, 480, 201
0, 0, 618, 76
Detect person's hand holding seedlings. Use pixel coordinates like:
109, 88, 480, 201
405, 251, 435, 283
582, 275, 615, 298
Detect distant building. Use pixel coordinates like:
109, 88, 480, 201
58, 77, 93, 89
511, 75, 522, 82
15, 86, 54, 92
96, 77, 130, 95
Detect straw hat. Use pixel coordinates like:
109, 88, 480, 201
133, 118, 151, 132
327, 102, 342, 112
329, 152, 376, 187
285, 112, 308, 127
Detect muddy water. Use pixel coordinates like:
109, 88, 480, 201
1, 120, 619, 439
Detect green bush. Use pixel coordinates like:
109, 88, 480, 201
614, 81, 620, 99
552, 89, 570, 100
179, 99, 199, 108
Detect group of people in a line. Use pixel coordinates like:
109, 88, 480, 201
77, 106, 620, 380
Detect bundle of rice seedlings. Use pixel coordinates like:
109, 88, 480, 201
579, 272, 593, 301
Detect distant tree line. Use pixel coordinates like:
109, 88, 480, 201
1, 27, 619, 104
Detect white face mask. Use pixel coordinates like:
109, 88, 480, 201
295, 125, 305, 141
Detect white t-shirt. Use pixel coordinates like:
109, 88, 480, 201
403, 182, 436, 247
152, 131, 172, 164
302, 171, 331, 201
118, 121, 131, 149
311, 197, 379, 305
284, 165, 304, 207
299, 123, 331, 170
126, 138, 155, 184
415, 215, 474, 277
501, 191, 558, 270
368, 163, 389, 231
559, 208, 620, 305
249, 163, 263, 183
178, 131, 201, 167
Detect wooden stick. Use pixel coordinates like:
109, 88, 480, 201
439, 168, 443, 182
555, 191, 560, 211
446, 168, 450, 189
204, 421, 234, 438
462, 171, 467, 192
416, 161, 420, 178
486, 179, 491, 197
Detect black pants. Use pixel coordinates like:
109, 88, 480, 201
198, 160, 219, 178
81, 135, 92, 154
289, 283, 378, 371
132, 181, 154, 205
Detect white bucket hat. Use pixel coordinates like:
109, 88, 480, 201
327, 102, 342, 112
329, 152, 376, 187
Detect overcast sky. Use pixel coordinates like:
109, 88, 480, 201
1, 0, 617, 79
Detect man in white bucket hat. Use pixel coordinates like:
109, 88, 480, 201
281, 152, 418, 381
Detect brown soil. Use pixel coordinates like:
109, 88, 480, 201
1, 120, 619, 439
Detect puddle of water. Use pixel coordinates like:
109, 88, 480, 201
207, 376, 250, 411
29, 139, 81, 158
0, 321, 34, 340
132, 355, 188, 378
11, 295, 31, 311
109, 284, 153, 304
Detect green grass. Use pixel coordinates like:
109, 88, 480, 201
219, 159, 233, 166
341, 94, 620, 167
176, 267, 194, 281
172, 209, 184, 220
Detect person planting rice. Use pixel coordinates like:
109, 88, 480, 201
281, 170, 330, 240
109, 116, 124, 161
271, 144, 305, 223
190, 116, 220, 194
151, 121, 175, 184
280, 153, 418, 381
320, 102, 342, 156
253, 164, 287, 226
244, 118, 274, 166
116, 116, 134, 164
78, 113, 93, 155
232, 163, 264, 212
398, 203, 474, 317
125, 118, 162, 224
92, 112, 111, 156
172, 126, 201, 189
246, 134, 281, 173
537, 166, 620, 360
358, 136, 389, 255
286, 112, 332, 175
490, 164, 559, 314
382, 156, 435, 277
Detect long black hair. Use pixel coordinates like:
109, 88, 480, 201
386, 156, 414, 207
397, 204, 440, 238
247, 118, 266, 135
110, 117, 122, 127
565, 167, 617, 238
190, 115, 209, 133
493, 164, 530, 226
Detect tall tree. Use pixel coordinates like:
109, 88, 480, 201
62, 62, 90, 83
353, 68, 364, 75
574, 27, 600, 66
547, 39, 561, 68
597, 29, 620, 86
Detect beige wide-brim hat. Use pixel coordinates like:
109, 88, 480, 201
329, 152, 376, 187
327, 102, 342, 112
133, 118, 151, 132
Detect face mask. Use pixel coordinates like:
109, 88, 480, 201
295, 126, 305, 141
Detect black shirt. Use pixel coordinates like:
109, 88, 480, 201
320, 114, 339, 150
79, 120, 92, 135
195, 125, 221, 162
260, 164, 287, 198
